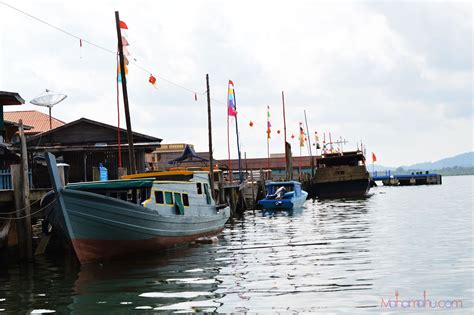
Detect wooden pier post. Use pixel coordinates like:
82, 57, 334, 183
15, 120, 33, 260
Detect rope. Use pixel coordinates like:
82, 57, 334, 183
0, 199, 57, 220
0, 198, 42, 214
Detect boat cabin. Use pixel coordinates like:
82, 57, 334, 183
317, 151, 366, 168
265, 181, 304, 198
65, 170, 215, 216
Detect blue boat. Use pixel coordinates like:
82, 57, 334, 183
258, 181, 308, 210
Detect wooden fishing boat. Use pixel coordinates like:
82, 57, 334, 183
45, 153, 230, 264
258, 181, 308, 210
307, 151, 370, 199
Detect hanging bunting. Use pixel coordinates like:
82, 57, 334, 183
123, 46, 131, 56
122, 36, 129, 46
117, 20, 131, 83
315, 131, 321, 149
119, 21, 128, 29
299, 122, 305, 147
148, 74, 157, 88
117, 63, 128, 75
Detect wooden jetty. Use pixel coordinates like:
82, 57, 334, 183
371, 171, 442, 186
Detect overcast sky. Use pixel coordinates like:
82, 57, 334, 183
0, 0, 472, 166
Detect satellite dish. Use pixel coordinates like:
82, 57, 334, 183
30, 89, 67, 130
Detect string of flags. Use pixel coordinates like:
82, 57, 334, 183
1, 3, 212, 105
115, 19, 200, 101
117, 20, 129, 83
299, 122, 305, 147
11, 7, 363, 150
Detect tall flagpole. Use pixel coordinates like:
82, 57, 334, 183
267, 105, 270, 170
227, 98, 232, 182
115, 11, 136, 174
233, 88, 243, 183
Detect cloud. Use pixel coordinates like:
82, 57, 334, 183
0, 0, 472, 166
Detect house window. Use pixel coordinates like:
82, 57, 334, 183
196, 183, 202, 194
182, 193, 189, 207
165, 191, 173, 205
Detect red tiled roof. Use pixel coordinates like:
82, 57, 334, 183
4, 110, 65, 134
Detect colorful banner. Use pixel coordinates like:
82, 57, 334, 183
118, 20, 130, 83
299, 122, 305, 147
267, 105, 271, 139
227, 80, 237, 116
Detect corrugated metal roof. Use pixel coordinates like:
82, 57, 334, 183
4, 110, 65, 134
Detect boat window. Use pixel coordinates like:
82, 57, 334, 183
174, 193, 184, 215
203, 183, 211, 204
155, 191, 164, 204
182, 193, 189, 207
165, 191, 173, 205
196, 183, 202, 194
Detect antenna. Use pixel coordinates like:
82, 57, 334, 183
30, 89, 67, 130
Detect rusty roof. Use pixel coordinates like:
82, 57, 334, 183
4, 110, 65, 134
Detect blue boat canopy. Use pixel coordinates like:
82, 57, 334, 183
265, 181, 301, 187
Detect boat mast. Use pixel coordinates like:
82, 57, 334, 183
206, 74, 215, 200
282, 91, 289, 180
304, 110, 314, 177
233, 88, 243, 183
115, 11, 136, 174
267, 105, 270, 170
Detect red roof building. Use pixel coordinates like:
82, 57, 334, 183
4, 110, 65, 135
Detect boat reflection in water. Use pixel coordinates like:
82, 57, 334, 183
69, 245, 226, 313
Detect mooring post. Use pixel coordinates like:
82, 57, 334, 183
19, 120, 32, 260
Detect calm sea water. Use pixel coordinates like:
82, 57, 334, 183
0, 175, 472, 314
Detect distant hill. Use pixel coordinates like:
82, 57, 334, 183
404, 152, 473, 170
369, 152, 474, 176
